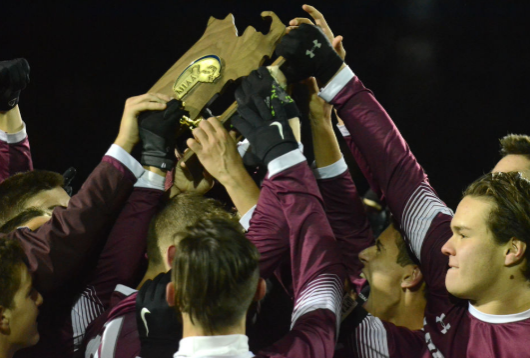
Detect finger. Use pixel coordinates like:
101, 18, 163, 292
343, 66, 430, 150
153, 93, 173, 102
191, 127, 209, 145
302, 4, 328, 28
134, 101, 167, 113
304, 77, 320, 95
186, 138, 202, 154
290, 17, 315, 26
285, 26, 299, 34
228, 130, 238, 141
198, 118, 217, 137
207, 116, 227, 133
332, 35, 346, 59
129, 93, 168, 106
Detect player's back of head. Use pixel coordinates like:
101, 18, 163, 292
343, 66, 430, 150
464, 171, 530, 280
494, 134, 530, 176
171, 218, 260, 335
499, 134, 530, 158
145, 193, 236, 269
0, 170, 64, 226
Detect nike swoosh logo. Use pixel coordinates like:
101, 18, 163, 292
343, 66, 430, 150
270, 122, 284, 140
140, 307, 151, 337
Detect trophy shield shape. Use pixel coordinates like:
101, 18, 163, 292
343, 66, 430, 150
148, 12, 287, 178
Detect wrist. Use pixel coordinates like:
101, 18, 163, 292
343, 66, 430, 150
114, 136, 136, 153
220, 167, 253, 191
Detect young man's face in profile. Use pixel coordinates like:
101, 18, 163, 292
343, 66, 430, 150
5, 266, 43, 349
359, 225, 409, 300
443, 196, 505, 301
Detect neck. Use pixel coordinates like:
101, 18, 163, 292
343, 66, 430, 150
136, 264, 166, 290
364, 287, 426, 330
182, 314, 245, 338
0, 339, 15, 358
472, 278, 530, 315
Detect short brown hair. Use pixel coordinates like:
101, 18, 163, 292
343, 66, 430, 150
0, 170, 64, 226
0, 239, 28, 309
464, 172, 530, 280
146, 194, 236, 267
172, 218, 260, 334
0, 208, 48, 234
499, 134, 530, 160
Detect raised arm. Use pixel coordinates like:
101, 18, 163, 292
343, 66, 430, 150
1, 93, 172, 296
0, 58, 32, 181
277, 7, 452, 291
306, 76, 374, 286
231, 68, 345, 358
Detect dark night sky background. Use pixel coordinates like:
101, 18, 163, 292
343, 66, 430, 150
1, 0, 529, 210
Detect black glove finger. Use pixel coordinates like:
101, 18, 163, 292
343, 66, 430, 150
231, 113, 255, 138
276, 33, 300, 59
251, 94, 274, 122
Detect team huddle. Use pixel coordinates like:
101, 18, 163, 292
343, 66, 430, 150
1, 5, 530, 358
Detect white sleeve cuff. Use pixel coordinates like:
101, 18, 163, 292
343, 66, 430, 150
239, 205, 256, 231
312, 156, 348, 179
267, 149, 306, 178
134, 170, 166, 190
0, 121, 27, 144
319, 66, 355, 103
105, 144, 144, 179
336, 124, 351, 137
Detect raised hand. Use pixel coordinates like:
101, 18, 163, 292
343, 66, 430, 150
115, 93, 171, 153
232, 67, 299, 166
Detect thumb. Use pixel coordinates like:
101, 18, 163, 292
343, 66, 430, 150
332, 35, 346, 59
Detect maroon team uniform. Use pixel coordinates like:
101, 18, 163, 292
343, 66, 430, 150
322, 65, 530, 357
0, 122, 32, 182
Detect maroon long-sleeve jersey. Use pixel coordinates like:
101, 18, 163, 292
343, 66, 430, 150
0, 124, 32, 182
323, 66, 530, 357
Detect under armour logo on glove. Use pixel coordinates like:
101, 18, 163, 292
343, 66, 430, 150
306, 39, 322, 58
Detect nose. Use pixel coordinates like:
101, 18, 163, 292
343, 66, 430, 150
35, 291, 44, 307
359, 245, 375, 263
441, 235, 456, 257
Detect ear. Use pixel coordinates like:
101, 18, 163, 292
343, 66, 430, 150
505, 238, 527, 266
165, 245, 177, 269
0, 306, 10, 334
253, 278, 267, 302
401, 265, 424, 289
166, 282, 175, 307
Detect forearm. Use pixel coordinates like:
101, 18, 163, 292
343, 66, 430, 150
0, 105, 23, 133
322, 68, 427, 223
310, 121, 342, 168
222, 168, 260, 216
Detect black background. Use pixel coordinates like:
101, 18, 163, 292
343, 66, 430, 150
2, 0, 529, 210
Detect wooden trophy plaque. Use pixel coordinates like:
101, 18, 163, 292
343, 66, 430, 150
148, 11, 287, 177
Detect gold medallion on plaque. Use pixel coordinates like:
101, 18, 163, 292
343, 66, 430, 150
173, 55, 222, 100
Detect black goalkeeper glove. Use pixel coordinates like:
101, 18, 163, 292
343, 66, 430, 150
138, 99, 188, 170
0, 58, 30, 112
136, 271, 181, 358
233, 67, 300, 166
276, 23, 343, 85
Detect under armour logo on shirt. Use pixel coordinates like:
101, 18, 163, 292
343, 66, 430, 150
306, 40, 322, 58
436, 313, 451, 334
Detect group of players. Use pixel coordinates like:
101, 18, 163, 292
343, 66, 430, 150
1, 5, 530, 358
